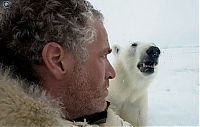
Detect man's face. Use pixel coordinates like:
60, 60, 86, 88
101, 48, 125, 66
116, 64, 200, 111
61, 21, 116, 119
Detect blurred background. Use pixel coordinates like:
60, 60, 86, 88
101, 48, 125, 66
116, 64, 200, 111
89, 0, 199, 126
89, 0, 198, 48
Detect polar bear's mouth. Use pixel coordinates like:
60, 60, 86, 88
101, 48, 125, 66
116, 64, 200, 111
137, 61, 158, 74
137, 46, 160, 74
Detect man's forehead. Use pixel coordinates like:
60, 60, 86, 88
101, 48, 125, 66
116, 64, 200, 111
95, 21, 109, 45
84, 19, 110, 53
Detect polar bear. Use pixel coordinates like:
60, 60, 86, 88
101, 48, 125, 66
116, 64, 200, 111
107, 42, 160, 126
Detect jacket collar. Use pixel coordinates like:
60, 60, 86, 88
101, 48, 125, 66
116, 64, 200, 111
72, 102, 110, 124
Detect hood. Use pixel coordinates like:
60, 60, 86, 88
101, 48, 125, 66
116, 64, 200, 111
0, 67, 68, 127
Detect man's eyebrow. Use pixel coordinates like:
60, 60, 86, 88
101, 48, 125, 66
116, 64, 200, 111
100, 48, 112, 56
103, 48, 112, 54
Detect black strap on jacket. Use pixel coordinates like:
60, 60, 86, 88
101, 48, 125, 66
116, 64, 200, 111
72, 101, 110, 124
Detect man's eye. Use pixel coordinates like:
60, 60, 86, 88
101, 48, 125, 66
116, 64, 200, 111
102, 53, 108, 58
103, 54, 107, 58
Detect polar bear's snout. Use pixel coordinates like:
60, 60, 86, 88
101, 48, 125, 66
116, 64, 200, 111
146, 46, 160, 59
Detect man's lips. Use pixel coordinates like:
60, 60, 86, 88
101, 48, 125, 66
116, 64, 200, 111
104, 88, 108, 96
103, 85, 109, 97
104, 80, 109, 88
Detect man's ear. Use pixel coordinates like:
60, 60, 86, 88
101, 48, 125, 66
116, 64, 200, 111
42, 42, 70, 80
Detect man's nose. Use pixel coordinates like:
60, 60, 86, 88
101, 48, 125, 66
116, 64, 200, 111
146, 46, 160, 59
106, 62, 116, 79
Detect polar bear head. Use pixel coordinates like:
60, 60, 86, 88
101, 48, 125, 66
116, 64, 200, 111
112, 41, 160, 78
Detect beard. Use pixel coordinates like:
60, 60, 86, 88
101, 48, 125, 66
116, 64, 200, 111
61, 64, 107, 120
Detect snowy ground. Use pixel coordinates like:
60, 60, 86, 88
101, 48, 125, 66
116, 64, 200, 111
108, 45, 199, 126
147, 46, 199, 126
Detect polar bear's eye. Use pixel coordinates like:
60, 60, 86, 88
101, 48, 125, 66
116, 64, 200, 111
131, 43, 137, 47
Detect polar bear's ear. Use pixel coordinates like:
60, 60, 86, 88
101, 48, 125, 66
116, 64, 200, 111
112, 44, 120, 56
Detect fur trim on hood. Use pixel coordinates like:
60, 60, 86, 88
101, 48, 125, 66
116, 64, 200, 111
0, 68, 66, 127
0, 68, 132, 127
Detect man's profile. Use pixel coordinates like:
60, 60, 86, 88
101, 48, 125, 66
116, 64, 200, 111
0, 0, 132, 126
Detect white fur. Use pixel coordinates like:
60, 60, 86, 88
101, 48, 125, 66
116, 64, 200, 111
108, 42, 159, 126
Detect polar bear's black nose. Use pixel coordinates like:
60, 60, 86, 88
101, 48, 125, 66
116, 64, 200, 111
146, 46, 160, 58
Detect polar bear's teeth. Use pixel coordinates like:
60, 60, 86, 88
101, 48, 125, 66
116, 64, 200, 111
142, 63, 155, 68
143, 63, 145, 67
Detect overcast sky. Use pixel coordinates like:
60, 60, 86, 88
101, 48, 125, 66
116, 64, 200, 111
89, 0, 198, 48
